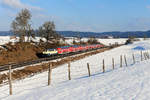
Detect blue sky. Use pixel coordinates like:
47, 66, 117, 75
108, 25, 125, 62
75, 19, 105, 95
0, 0, 150, 32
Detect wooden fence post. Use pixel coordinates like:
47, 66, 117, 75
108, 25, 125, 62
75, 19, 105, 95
141, 51, 143, 61
87, 63, 91, 77
112, 58, 114, 70
8, 65, 12, 95
144, 52, 147, 60
147, 52, 150, 59
146, 52, 150, 59
68, 62, 71, 80
132, 53, 135, 64
48, 63, 52, 86
103, 59, 105, 73
120, 55, 122, 68
124, 55, 127, 67
146, 52, 148, 59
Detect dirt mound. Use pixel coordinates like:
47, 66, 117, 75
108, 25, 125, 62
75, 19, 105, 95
0, 42, 44, 65
0, 41, 68, 65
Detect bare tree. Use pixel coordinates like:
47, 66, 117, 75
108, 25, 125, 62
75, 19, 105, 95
11, 9, 32, 42
87, 37, 99, 44
38, 21, 60, 43
26, 24, 35, 42
144, 34, 148, 40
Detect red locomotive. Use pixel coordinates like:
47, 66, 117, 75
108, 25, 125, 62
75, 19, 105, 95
42, 44, 104, 56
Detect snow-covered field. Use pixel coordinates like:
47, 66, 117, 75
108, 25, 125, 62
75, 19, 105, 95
0, 36, 42, 45
0, 36, 12, 45
0, 36, 128, 46
64, 38, 128, 46
0, 39, 150, 100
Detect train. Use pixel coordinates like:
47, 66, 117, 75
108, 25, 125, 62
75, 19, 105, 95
42, 44, 104, 56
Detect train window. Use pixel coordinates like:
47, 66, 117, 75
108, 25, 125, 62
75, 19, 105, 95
47, 49, 55, 51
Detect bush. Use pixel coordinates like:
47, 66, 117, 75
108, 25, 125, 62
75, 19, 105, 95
125, 39, 133, 45
87, 37, 99, 44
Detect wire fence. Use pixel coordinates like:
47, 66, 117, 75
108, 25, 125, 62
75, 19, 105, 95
2, 50, 150, 96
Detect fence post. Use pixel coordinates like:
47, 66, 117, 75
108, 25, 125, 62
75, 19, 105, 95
68, 62, 71, 80
103, 59, 105, 73
146, 52, 148, 59
146, 52, 150, 59
147, 52, 150, 59
144, 52, 147, 60
48, 63, 52, 86
8, 65, 12, 95
120, 55, 122, 68
132, 53, 135, 64
124, 55, 127, 67
141, 51, 143, 61
87, 63, 91, 77
112, 58, 114, 70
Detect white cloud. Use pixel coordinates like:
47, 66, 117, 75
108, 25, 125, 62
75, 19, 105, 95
1, 0, 42, 11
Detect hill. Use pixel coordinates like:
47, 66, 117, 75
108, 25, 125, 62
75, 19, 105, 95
58, 30, 150, 38
0, 30, 150, 38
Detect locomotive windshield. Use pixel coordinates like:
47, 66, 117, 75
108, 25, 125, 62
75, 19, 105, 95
47, 49, 55, 51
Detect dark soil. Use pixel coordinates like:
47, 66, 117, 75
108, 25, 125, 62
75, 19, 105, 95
0, 42, 43, 65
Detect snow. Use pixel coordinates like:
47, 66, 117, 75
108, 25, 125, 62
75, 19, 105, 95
0, 36, 127, 46
67, 38, 128, 46
132, 41, 150, 51
0, 39, 150, 100
0, 36, 43, 45
97, 38, 127, 46
133, 46, 145, 50
0, 36, 11, 45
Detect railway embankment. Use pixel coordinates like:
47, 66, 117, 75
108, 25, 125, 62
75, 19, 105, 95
0, 45, 120, 85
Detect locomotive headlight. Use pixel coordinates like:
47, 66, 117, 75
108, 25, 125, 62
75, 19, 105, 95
43, 51, 47, 54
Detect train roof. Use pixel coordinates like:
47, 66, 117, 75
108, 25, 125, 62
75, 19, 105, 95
57, 46, 71, 49
46, 44, 102, 51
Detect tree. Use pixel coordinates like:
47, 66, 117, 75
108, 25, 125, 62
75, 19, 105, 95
144, 34, 148, 40
77, 32, 81, 43
11, 9, 32, 42
87, 37, 99, 44
38, 21, 60, 43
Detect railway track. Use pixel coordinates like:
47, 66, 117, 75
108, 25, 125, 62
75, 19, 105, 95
0, 47, 109, 72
